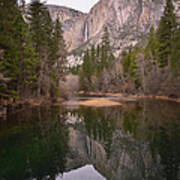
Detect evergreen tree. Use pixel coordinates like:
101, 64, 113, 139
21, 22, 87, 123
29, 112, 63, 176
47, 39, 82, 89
80, 27, 115, 91
53, 18, 67, 74
0, 0, 18, 49
96, 44, 101, 74
144, 26, 159, 70
102, 27, 111, 54
28, 0, 67, 98
122, 49, 132, 75
156, 0, 177, 67
90, 45, 96, 73
145, 27, 158, 60
171, 27, 180, 75
49, 18, 67, 98
101, 27, 112, 67
129, 48, 141, 87
27, 0, 54, 97
0, 0, 38, 98
80, 49, 91, 90
96, 45, 100, 58
19, 27, 38, 97
82, 49, 91, 80
122, 47, 141, 88
0, 0, 66, 99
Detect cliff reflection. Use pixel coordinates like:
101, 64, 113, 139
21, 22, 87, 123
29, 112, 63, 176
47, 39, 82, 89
0, 99, 180, 180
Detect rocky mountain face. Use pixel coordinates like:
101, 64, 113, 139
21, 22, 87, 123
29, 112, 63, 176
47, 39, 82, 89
65, 127, 163, 180
47, 0, 180, 65
47, 5, 86, 52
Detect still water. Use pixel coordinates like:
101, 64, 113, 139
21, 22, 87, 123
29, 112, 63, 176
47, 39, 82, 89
0, 99, 180, 180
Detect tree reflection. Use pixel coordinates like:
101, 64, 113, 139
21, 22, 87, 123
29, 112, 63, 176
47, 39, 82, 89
0, 106, 69, 180
122, 100, 180, 180
71, 107, 118, 159
0, 100, 180, 180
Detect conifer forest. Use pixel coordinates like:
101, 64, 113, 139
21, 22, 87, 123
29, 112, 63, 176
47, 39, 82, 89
0, 1, 180, 180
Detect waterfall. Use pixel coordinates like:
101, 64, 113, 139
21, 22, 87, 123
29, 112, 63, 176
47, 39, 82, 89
84, 19, 89, 41
137, 0, 143, 32
86, 136, 92, 157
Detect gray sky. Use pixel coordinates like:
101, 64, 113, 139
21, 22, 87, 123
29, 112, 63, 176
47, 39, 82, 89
25, 0, 99, 13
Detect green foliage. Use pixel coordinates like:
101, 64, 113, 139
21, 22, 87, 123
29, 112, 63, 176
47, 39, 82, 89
27, 0, 50, 52
122, 49, 132, 74
26, 0, 67, 98
171, 27, 180, 75
0, 0, 38, 97
68, 65, 81, 75
0, 106, 69, 179
129, 48, 141, 86
122, 47, 141, 87
82, 49, 91, 79
120, 0, 180, 94
80, 27, 115, 90
156, 0, 177, 67
123, 110, 140, 138
144, 0, 180, 77
144, 26, 159, 69
0, 0, 66, 99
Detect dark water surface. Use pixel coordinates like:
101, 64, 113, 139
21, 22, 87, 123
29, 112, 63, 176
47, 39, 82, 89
0, 99, 180, 180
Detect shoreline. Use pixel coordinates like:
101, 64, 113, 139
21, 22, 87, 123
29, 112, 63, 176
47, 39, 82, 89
78, 91, 180, 103
1, 93, 180, 119
0, 97, 65, 120
1, 92, 180, 119
0, 97, 65, 107
1, 92, 180, 108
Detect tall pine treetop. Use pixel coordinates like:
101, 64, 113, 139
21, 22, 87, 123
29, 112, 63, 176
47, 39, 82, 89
156, 0, 177, 67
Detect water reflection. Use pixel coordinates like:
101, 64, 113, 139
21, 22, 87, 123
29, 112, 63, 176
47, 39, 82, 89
0, 99, 180, 180
0, 106, 69, 180
65, 100, 180, 180
56, 165, 105, 180
122, 100, 180, 180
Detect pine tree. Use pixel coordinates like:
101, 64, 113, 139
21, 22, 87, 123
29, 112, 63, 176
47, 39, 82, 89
90, 45, 96, 73
144, 26, 159, 69
102, 27, 111, 54
80, 49, 91, 90
49, 18, 67, 98
122, 49, 132, 75
19, 27, 38, 97
101, 27, 112, 67
129, 48, 141, 87
0, 0, 66, 99
80, 27, 115, 91
0, 0, 18, 49
96, 45, 100, 58
27, 0, 54, 97
53, 18, 67, 73
171, 27, 180, 75
96, 44, 101, 74
0, 0, 29, 98
83, 50, 91, 79
156, 0, 177, 67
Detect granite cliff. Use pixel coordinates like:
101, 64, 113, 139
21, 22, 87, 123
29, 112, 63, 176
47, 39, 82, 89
47, 0, 180, 65
48, 0, 164, 51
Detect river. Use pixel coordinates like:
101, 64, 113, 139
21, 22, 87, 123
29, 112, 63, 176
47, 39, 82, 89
0, 98, 180, 180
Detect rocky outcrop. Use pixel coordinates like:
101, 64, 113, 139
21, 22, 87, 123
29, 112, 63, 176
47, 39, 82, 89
48, 0, 166, 54
47, 5, 85, 24
48, 0, 180, 67
47, 5, 87, 52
